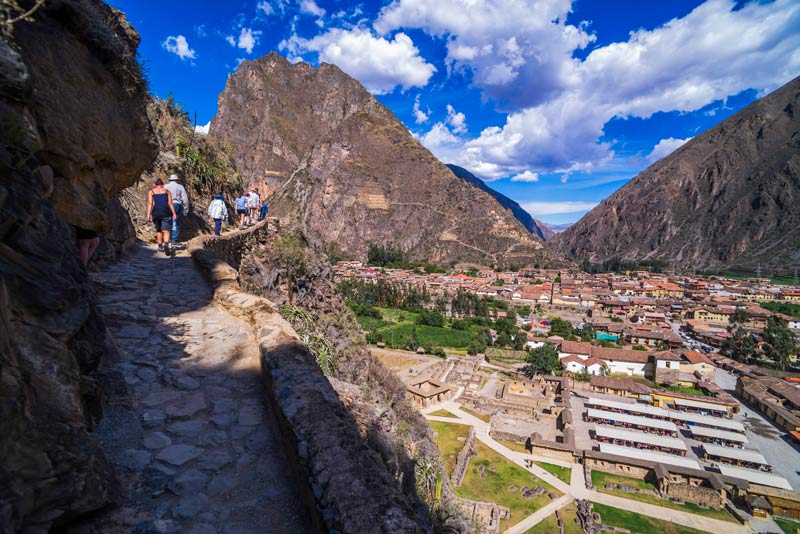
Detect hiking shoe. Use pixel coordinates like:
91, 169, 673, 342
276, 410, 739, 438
157, 244, 163, 251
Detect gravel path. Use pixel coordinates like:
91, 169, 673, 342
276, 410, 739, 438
68, 244, 311, 534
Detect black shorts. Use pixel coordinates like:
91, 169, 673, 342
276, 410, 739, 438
237, 208, 247, 214
74, 226, 99, 240
152, 210, 172, 232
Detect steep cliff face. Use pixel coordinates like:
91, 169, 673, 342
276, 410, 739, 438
446, 164, 550, 240
554, 76, 800, 272
0, 1, 156, 531
210, 53, 547, 266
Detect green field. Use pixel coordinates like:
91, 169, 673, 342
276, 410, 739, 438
591, 471, 734, 522
460, 406, 491, 422
534, 461, 572, 484
458, 441, 560, 530
429, 409, 458, 418
593, 503, 711, 534
760, 301, 800, 319
356, 309, 473, 349
498, 439, 529, 454
429, 421, 471, 475
528, 502, 583, 534
776, 516, 800, 534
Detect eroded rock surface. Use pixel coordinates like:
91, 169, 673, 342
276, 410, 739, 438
210, 53, 548, 266
0, 1, 156, 531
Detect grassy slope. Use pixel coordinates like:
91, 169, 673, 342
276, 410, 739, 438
593, 503, 710, 534
529, 502, 583, 534
458, 441, 560, 530
429, 421, 471, 476
535, 461, 572, 484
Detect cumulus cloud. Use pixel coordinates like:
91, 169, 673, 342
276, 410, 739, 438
445, 104, 467, 134
300, 0, 326, 17
236, 28, 262, 54
647, 137, 693, 163
162, 35, 196, 61
413, 94, 429, 124
194, 121, 211, 135
521, 201, 598, 216
378, 0, 800, 177
257, 1, 274, 15
281, 28, 436, 94
511, 171, 538, 182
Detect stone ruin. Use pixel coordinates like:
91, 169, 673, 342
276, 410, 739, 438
451, 427, 477, 486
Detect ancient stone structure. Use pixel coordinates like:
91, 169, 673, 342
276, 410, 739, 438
451, 427, 477, 487
0, 2, 156, 531
406, 378, 455, 409
188, 223, 433, 532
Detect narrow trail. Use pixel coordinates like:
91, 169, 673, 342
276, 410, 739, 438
68, 243, 311, 534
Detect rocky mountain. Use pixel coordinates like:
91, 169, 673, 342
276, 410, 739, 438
445, 164, 550, 240
210, 53, 549, 267
0, 1, 156, 531
554, 76, 800, 272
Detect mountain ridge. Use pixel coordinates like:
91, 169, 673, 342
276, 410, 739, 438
553, 75, 800, 272
210, 53, 551, 266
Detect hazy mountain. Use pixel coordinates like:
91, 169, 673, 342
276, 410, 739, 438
553, 76, 800, 273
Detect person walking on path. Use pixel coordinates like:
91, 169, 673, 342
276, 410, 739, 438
247, 188, 261, 225
147, 179, 177, 255
234, 191, 248, 228
75, 226, 100, 266
259, 198, 268, 221
164, 174, 189, 242
207, 194, 228, 236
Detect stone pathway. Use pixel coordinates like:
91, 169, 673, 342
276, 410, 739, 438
68, 244, 311, 534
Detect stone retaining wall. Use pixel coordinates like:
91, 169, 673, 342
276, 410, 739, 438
187, 223, 428, 533
451, 427, 477, 487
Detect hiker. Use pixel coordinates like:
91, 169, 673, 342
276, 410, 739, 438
75, 226, 100, 266
248, 188, 261, 224
207, 194, 228, 236
164, 173, 189, 242
234, 191, 248, 228
147, 178, 177, 255
259, 198, 268, 221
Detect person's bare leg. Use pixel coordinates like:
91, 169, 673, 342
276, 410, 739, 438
78, 240, 91, 265
156, 232, 163, 245
162, 230, 171, 247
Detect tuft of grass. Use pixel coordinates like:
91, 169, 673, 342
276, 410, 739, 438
775, 516, 800, 534
534, 461, 571, 484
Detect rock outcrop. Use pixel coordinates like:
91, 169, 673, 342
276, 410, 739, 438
553, 76, 800, 273
0, 1, 156, 531
210, 53, 549, 267
446, 164, 550, 241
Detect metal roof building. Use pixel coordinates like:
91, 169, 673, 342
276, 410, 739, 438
667, 411, 746, 433
595, 425, 687, 452
587, 397, 671, 419
586, 408, 678, 434
718, 465, 792, 491
702, 444, 770, 468
689, 426, 749, 445
598, 443, 701, 470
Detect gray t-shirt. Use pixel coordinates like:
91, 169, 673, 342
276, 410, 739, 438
165, 181, 189, 208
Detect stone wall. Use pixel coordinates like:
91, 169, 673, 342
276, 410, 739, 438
667, 483, 724, 509
0, 1, 156, 531
451, 427, 477, 487
187, 225, 431, 533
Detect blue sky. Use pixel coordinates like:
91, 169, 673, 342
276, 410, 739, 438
112, 0, 800, 224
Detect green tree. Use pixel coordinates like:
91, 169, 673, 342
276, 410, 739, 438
632, 345, 648, 351
523, 344, 561, 377
495, 331, 512, 347
721, 326, 757, 363
515, 305, 532, 317
416, 310, 445, 327
467, 337, 487, 356
763, 316, 797, 370
549, 317, 574, 338
731, 308, 750, 324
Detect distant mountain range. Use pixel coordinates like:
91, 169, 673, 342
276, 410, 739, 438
446, 164, 552, 240
554, 75, 800, 272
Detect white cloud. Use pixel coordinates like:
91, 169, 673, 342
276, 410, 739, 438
257, 1, 274, 15
237, 27, 261, 54
412, 94, 429, 124
300, 0, 326, 17
195, 24, 207, 38
445, 104, 467, 134
281, 28, 436, 94
194, 121, 211, 135
226, 35, 236, 46
377, 0, 800, 176
521, 201, 598, 216
511, 171, 538, 182
162, 35, 196, 61
647, 137, 692, 163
